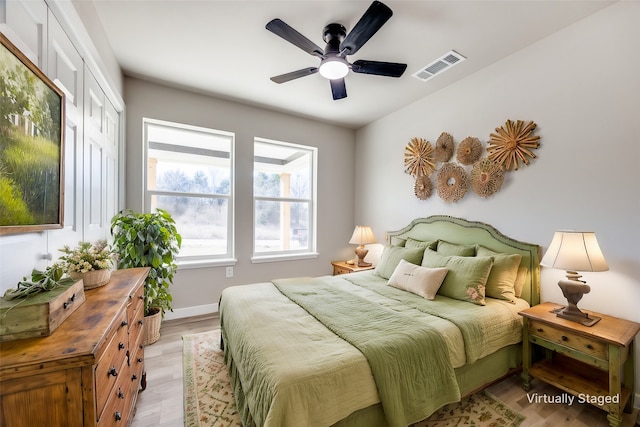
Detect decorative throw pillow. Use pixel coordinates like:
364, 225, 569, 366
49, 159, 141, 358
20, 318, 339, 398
421, 248, 493, 305
390, 237, 407, 247
476, 246, 521, 302
437, 240, 476, 257
374, 246, 425, 279
513, 266, 529, 298
405, 238, 438, 250
387, 259, 448, 300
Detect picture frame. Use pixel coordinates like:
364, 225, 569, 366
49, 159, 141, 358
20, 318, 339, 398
0, 33, 65, 235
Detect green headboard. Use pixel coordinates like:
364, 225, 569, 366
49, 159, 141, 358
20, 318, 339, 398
386, 215, 541, 306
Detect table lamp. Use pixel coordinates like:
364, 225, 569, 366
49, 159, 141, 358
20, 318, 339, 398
540, 230, 609, 326
348, 226, 376, 267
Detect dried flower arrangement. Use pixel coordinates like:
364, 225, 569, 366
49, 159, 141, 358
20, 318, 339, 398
58, 240, 114, 273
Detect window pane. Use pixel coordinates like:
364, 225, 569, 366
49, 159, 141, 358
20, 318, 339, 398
254, 141, 311, 199
255, 200, 309, 253
152, 194, 228, 257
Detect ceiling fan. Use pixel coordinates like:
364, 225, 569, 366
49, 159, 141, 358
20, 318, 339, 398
266, 1, 407, 100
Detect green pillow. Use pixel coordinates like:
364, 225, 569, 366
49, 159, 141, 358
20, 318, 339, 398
389, 236, 406, 247
476, 246, 521, 302
374, 246, 425, 279
405, 238, 438, 250
437, 240, 476, 256
421, 248, 493, 305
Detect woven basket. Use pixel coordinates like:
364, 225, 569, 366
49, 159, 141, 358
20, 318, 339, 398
143, 308, 162, 346
70, 269, 111, 290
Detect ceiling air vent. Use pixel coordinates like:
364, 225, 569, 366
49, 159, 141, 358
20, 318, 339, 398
412, 50, 466, 82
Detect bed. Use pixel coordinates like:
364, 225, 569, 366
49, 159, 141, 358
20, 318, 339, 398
219, 215, 541, 427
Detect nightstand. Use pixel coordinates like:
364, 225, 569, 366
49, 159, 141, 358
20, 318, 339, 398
331, 261, 374, 275
520, 302, 640, 427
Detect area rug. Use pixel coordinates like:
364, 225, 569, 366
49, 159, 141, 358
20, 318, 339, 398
183, 329, 525, 427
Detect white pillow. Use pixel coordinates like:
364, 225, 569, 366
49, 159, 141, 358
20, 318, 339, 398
387, 259, 448, 300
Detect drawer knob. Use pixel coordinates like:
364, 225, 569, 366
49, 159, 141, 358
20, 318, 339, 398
132, 374, 138, 381
115, 412, 122, 421
119, 342, 125, 350
108, 367, 119, 377
139, 295, 144, 300
561, 335, 568, 341
138, 319, 143, 326
586, 344, 594, 349
137, 357, 143, 363
121, 320, 128, 327
536, 328, 543, 332
118, 389, 125, 399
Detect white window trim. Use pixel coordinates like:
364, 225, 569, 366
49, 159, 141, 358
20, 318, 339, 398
143, 118, 235, 263
253, 137, 318, 261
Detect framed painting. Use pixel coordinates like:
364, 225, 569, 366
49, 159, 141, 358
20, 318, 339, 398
0, 33, 65, 235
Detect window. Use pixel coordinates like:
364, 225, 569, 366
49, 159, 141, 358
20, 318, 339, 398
144, 119, 234, 265
253, 138, 317, 261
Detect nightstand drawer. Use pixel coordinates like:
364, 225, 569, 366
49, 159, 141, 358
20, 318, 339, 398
333, 265, 353, 275
528, 320, 608, 361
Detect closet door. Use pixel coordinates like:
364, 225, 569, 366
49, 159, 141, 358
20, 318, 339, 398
46, 11, 84, 254
83, 70, 119, 242
0, 0, 47, 68
0, 0, 49, 292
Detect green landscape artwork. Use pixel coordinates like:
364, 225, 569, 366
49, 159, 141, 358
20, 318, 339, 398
1, 34, 65, 235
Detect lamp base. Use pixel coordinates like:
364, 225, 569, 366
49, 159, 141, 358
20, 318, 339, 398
550, 306, 601, 327
354, 245, 371, 268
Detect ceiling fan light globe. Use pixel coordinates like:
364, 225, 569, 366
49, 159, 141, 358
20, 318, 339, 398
319, 59, 349, 79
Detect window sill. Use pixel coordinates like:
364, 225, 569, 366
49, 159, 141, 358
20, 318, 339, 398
176, 258, 237, 270
251, 252, 319, 264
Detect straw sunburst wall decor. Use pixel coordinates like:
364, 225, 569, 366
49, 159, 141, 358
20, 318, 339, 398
436, 162, 468, 203
414, 175, 433, 200
471, 158, 504, 197
404, 137, 435, 177
487, 119, 540, 171
435, 132, 455, 163
457, 137, 483, 165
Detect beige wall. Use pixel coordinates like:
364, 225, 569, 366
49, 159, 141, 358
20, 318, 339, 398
124, 78, 356, 315
354, 2, 640, 402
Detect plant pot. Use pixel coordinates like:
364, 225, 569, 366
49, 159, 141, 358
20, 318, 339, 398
143, 307, 162, 346
69, 269, 111, 290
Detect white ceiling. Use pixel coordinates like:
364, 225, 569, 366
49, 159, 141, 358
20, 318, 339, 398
90, 0, 615, 129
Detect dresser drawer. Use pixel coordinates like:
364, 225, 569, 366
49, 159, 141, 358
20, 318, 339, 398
127, 284, 144, 324
528, 320, 608, 361
95, 310, 130, 414
97, 383, 128, 427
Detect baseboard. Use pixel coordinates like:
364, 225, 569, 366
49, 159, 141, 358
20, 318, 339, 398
162, 303, 218, 321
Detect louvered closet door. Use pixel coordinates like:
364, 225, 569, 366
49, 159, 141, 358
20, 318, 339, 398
46, 10, 85, 253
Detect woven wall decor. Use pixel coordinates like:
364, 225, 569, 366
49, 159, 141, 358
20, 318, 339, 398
414, 175, 433, 200
435, 132, 454, 163
456, 137, 483, 165
487, 119, 540, 171
404, 137, 435, 177
471, 158, 504, 198
436, 162, 468, 203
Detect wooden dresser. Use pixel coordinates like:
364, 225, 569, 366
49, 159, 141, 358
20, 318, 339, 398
0, 267, 150, 427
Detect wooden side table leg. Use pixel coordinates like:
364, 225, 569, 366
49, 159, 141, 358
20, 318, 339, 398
623, 341, 635, 413
608, 345, 622, 427
521, 318, 532, 391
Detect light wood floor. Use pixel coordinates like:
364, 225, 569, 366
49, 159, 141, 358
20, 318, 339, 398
131, 314, 640, 427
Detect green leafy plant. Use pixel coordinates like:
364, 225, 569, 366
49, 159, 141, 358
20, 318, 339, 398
3, 265, 74, 300
110, 209, 182, 317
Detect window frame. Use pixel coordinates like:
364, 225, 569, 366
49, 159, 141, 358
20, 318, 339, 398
251, 137, 318, 263
143, 118, 235, 268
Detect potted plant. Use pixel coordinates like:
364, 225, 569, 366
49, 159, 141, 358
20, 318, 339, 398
110, 208, 181, 345
57, 240, 114, 289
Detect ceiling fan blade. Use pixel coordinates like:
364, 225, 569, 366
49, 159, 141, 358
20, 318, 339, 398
351, 60, 407, 77
270, 67, 318, 84
339, 1, 393, 56
266, 19, 324, 58
330, 78, 347, 100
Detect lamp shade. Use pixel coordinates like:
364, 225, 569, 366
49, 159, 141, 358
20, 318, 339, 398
540, 231, 608, 272
349, 226, 376, 246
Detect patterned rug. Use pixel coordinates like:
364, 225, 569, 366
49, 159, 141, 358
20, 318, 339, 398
183, 329, 525, 427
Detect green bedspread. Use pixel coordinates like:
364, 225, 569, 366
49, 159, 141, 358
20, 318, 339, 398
273, 277, 460, 427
